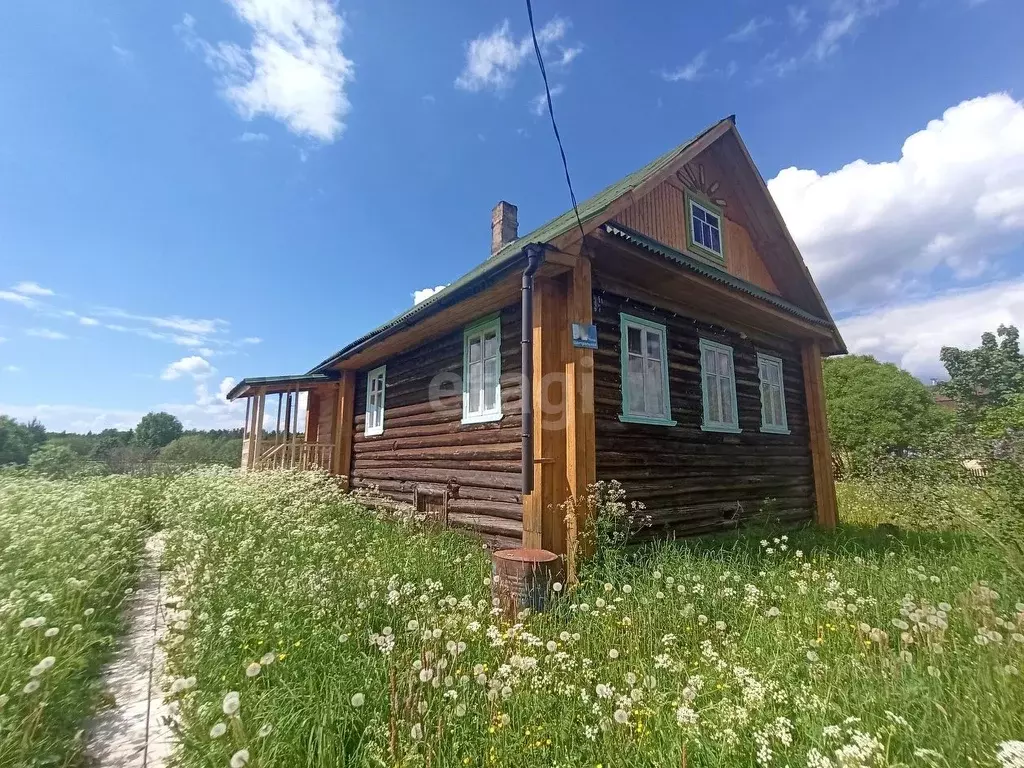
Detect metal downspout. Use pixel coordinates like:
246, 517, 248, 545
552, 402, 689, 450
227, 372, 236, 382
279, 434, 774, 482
521, 244, 544, 496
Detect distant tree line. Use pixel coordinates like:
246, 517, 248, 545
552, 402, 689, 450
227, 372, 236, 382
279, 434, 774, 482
0, 411, 246, 478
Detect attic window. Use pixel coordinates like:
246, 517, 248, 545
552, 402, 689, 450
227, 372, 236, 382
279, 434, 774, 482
685, 192, 725, 263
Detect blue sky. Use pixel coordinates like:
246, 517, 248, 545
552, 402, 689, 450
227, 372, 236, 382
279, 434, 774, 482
1, 0, 1023, 432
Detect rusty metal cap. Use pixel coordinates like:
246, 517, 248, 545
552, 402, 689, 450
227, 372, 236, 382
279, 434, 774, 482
492, 548, 559, 564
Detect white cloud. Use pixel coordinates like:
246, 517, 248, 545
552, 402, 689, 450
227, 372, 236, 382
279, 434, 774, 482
413, 285, 448, 305
455, 17, 576, 92
161, 355, 214, 380
727, 17, 773, 42
176, 1, 354, 143
99, 308, 228, 336
12, 281, 54, 297
79, 316, 100, 326
0, 336, 6, 343
3, 365, 21, 373
529, 84, 564, 116
838, 279, 1024, 379
26, 329, 68, 340
811, 0, 890, 62
241, 336, 262, 344
0, 291, 36, 307
661, 51, 708, 82
768, 93, 1024, 308
238, 131, 269, 142
112, 44, 134, 63
0, 403, 146, 433
788, 5, 810, 32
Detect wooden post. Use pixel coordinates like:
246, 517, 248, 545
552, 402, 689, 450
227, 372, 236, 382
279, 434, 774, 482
306, 391, 321, 444
801, 341, 838, 528
251, 391, 266, 469
523, 276, 570, 555
241, 397, 252, 470
565, 256, 597, 560
331, 372, 356, 487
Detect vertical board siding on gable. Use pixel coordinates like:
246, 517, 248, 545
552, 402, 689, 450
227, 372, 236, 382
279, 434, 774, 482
592, 290, 814, 538
349, 304, 524, 550
615, 179, 780, 295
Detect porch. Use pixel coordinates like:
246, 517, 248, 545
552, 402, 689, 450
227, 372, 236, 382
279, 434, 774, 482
226, 373, 340, 472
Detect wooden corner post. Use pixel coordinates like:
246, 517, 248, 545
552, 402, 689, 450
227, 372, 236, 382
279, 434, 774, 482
800, 341, 838, 528
523, 276, 570, 554
565, 256, 596, 558
522, 256, 597, 560
331, 371, 356, 488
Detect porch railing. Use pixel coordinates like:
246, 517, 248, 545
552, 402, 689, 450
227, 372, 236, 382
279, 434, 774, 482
255, 442, 334, 471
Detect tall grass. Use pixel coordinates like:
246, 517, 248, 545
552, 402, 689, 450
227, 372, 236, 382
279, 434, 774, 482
158, 469, 1024, 768
0, 473, 162, 765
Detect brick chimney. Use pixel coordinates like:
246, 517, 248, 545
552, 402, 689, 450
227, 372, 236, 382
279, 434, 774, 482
491, 201, 518, 256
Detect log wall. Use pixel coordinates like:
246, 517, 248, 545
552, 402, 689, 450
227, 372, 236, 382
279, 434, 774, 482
348, 304, 524, 549
592, 289, 814, 538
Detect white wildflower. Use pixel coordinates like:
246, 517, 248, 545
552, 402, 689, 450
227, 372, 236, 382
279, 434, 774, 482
210, 722, 227, 739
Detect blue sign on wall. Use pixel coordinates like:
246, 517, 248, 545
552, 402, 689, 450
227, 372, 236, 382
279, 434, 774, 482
571, 323, 598, 349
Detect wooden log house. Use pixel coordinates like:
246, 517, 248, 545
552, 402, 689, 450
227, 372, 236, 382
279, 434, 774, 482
227, 116, 846, 554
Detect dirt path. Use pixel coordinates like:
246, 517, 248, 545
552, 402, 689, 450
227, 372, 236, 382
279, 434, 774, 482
86, 533, 173, 767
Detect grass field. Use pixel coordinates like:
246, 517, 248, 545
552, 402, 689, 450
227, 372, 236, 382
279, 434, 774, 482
158, 470, 1023, 768
2, 469, 1023, 767
0, 474, 163, 766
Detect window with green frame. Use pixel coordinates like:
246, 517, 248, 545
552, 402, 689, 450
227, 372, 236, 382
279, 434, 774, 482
757, 352, 790, 434
685, 191, 725, 264
699, 338, 741, 433
618, 312, 676, 426
462, 314, 502, 424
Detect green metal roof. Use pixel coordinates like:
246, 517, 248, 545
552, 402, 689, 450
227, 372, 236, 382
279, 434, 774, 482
308, 118, 731, 373
601, 223, 832, 326
226, 373, 338, 401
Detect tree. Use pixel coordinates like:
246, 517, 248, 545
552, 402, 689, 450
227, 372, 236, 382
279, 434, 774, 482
160, 434, 242, 467
0, 416, 47, 465
940, 325, 1024, 422
823, 355, 948, 474
134, 412, 183, 449
28, 443, 86, 479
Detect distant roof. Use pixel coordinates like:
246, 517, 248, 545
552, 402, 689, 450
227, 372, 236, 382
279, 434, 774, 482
226, 373, 338, 401
308, 117, 731, 373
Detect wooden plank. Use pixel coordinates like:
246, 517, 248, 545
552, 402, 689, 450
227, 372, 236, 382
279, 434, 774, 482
251, 391, 265, 470
565, 256, 597, 561
331, 374, 356, 485
801, 341, 838, 528
522, 275, 570, 554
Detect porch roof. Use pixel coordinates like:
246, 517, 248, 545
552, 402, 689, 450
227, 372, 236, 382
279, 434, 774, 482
226, 372, 338, 401
601, 223, 833, 327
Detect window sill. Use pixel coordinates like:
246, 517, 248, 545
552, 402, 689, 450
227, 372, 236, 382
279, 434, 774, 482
619, 415, 678, 427
760, 426, 791, 435
462, 412, 503, 426
701, 424, 742, 434
364, 428, 384, 437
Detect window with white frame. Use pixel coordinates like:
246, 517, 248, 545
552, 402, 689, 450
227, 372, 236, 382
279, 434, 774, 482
619, 313, 675, 425
462, 315, 502, 424
699, 338, 740, 432
364, 365, 386, 436
686, 193, 724, 261
757, 353, 789, 433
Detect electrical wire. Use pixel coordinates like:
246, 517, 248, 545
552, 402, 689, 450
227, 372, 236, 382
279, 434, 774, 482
525, 0, 587, 248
